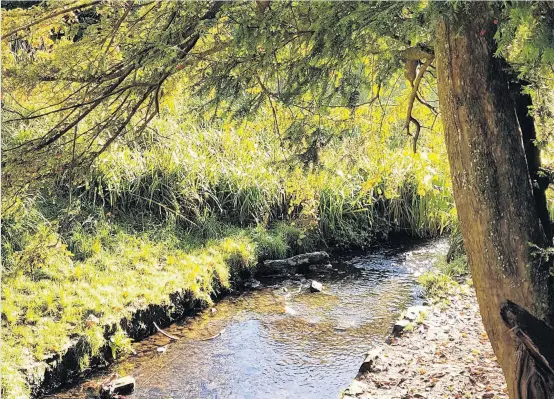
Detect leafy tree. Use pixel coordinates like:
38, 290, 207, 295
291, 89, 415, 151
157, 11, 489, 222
3, 1, 554, 396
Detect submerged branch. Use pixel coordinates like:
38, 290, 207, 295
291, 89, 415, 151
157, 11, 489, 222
153, 322, 179, 340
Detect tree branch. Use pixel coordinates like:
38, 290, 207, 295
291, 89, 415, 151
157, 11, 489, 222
2, 1, 102, 41
404, 55, 434, 153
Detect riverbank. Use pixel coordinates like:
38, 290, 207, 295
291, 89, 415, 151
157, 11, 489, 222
2, 204, 449, 399
3, 234, 253, 399
46, 239, 447, 399
344, 282, 508, 399
2, 222, 321, 399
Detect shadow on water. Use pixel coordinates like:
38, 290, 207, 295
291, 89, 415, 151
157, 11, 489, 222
50, 238, 448, 399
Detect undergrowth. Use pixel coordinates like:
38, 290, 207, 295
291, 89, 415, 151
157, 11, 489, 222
2, 115, 454, 398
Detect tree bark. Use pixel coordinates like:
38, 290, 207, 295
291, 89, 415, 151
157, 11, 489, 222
435, 4, 554, 398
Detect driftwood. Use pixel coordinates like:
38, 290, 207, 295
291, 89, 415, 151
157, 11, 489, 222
200, 327, 226, 341
153, 322, 179, 340
500, 300, 554, 399
258, 251, 330, 275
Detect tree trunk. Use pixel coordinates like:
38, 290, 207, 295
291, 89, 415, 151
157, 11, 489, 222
435, 3, 554, 398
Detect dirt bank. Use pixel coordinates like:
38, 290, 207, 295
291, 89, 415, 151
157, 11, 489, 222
344, 285, 508, 399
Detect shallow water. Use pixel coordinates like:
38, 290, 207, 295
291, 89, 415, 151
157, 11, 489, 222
52, 239, 447, 399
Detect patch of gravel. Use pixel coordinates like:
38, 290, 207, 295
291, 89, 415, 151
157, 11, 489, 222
344, 285, 508, 399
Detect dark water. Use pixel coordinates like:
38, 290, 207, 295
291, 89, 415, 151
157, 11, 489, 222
51, 239, 447, 399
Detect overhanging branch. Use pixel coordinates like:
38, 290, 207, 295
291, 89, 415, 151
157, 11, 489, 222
404, 54, 434, 153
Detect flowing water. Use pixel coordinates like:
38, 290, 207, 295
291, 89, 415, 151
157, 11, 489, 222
52, 239, 447, 399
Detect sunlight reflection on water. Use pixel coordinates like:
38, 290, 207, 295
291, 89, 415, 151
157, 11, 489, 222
54, 239, 447, 399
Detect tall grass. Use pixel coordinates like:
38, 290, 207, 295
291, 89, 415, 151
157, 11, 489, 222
70, 119, 454, 249
1, 110, 455, 398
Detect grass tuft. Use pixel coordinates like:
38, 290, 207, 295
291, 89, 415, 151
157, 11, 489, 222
418, 250, 469, 302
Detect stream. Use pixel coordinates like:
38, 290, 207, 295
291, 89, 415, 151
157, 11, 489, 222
52, 239, 447, 399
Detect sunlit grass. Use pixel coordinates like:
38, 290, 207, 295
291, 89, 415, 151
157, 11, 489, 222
418, 253, 469, 302
1, 117, 455, 398
1, 217, 262, 398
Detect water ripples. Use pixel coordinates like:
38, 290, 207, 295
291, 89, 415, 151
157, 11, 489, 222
55, 239, 447, 399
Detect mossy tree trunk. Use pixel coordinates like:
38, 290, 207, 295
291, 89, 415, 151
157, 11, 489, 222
435, 3, 554, 398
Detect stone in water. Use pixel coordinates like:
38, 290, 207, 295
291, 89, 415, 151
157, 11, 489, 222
100, 376, 136, 398
310, 280, 323, 292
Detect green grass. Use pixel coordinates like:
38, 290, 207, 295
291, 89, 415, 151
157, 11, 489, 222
418, 253, 469, 304
1, 216, 269, 398
418, 272, 459, 299
1, 113, 456, 398
74, 121, 454, 246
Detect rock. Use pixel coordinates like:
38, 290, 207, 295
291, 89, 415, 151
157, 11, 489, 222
245, 278, 261, 289
283, 305, 297, 315
157, 346, 167, 353
344, 380, 367, 396
359, 347, 383, 373
259, 251, 330, 275
100, 376, 136, 398
392, 319, 411, 336
404, 305, 429, 322
310, 280, 323, 292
